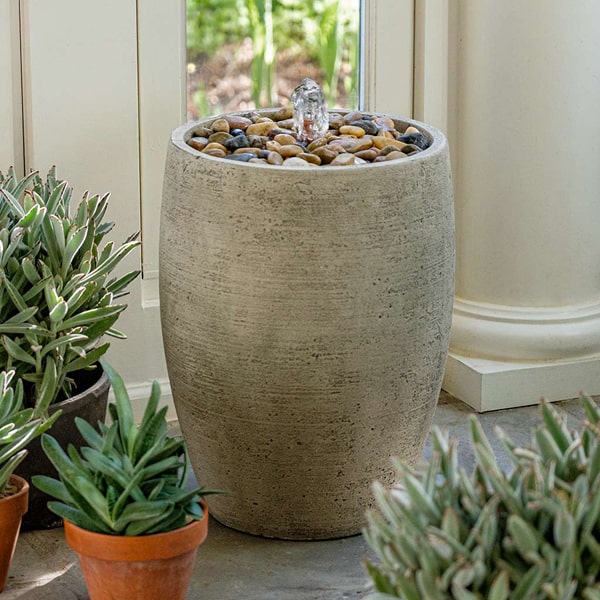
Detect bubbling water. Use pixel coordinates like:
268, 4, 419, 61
291, 78, 329, 142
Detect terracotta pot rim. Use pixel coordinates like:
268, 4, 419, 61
172, 108, 447, 171
64, 500, 208, 562
0, 474, 29, 500
0, 475, 29, 516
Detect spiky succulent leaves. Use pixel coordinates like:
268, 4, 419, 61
0, 168, 140, 414
364, 396, 600, 600
0, 369, 60, 492
33, 362, 221, 535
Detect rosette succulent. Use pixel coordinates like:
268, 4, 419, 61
0, 370, 59, 494
33, 361, 219, 535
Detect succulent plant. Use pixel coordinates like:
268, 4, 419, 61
0, 370, 60, 494
0, 166, 140, 416
33, 361, 219, 535
364, 396, 600, 600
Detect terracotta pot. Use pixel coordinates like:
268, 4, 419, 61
0, 475, 29, 592
18, 365, 110, 530
160, 109, 455, 539
64, 501, 208, 600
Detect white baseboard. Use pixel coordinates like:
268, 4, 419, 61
443, 352, 600, 412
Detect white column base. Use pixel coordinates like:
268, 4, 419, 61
443, 352, 600, 412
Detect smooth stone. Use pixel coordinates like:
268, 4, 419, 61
379, 144, 402, 157
404, 125, 420, 135
354, 149, 379, 162
328, 114, 345, 129
209, 131, 233, 144
279, 144, 303, 158
225, 153, 255, 162
282, 156, 313, 167
374, 129, 396, 140
373, 116, 395, 130
343, 110, 363, 123
201, 148, 227, 158
204, 142, 228, 152
329, 137, 373, 153
274, 133, 297, 146
211, 118, 230, 133
267, 127, 296, 139
397, 132, 428, 150
307, 138, 327, 152
187, 137, 208, 151
266, 140, 281, 152
230, 128, 245, 137
192, 126, 213, 138
385, 151, 407, 161
267, 151, 284, 165
224, 135, 250, 151
312, 146, 338, 164
249, 158, 268, 164
339, 125, 366, 138
246, 121, 278, 136
372, 136, 407, 150
298, 152, 321, 165
401, 144, 423, 155
276, 118, 296, 130
373, 155, 388, 162
224, 115, 253, 130
350, 119, 379, 136
330, 153, 356, 166
247, 135, 265, 148
255, 116, 274, 123
233, 147, 261, 155
258, 149, 271, 159
273, 106, 293, 121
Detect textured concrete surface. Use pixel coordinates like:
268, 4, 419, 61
2, 391, 590, 599
160, 110, 455, 538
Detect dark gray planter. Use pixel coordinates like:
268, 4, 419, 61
17, 366, 109, 530
160, 110, 455, 539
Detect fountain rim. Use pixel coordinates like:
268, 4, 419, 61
170, 109, 448, 171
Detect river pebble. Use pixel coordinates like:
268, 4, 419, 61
187, 110, 430, 166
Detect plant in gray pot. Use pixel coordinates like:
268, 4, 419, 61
33, 361, 217, 600
0, 166, 140, 528
160, 80, 455, 539
0, 370, 59, 592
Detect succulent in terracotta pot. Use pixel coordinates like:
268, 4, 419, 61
0, 166, 140, 414
33, 360, 219, 600
0, 369, 60, 591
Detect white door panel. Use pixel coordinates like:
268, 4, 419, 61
0, 0, 23, 174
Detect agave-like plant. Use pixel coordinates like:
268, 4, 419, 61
33, 361, 220, 535
364, 396, 600, 600
0, 167, 140, 416
0, 370, 60, 494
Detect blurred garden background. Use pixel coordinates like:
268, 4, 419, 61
186, 0, 360, 119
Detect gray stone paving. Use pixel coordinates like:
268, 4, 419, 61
2, 391, 589, 599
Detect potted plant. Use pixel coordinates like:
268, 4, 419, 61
364, 396, 600, 599
33, 361, 218, 600
0, 166, 140, 528
0, 370, 59, 591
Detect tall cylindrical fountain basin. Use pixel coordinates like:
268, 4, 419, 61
160, 110, 454, 539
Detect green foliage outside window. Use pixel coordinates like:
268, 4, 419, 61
186, 0, 359, 110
